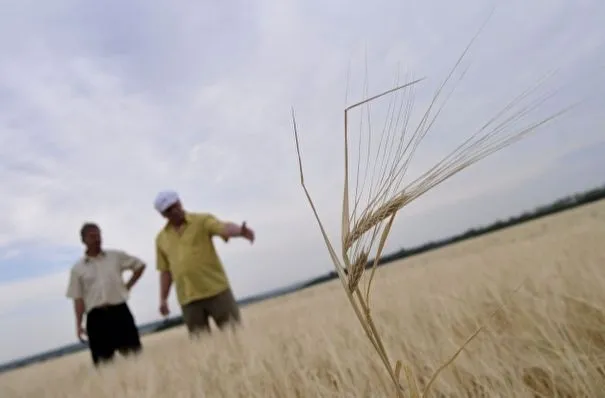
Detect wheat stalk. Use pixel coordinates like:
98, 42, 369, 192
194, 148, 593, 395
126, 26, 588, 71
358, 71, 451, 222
290, 14, 577, 397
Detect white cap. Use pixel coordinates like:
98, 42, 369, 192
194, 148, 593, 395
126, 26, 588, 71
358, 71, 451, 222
154, 190, 180, 213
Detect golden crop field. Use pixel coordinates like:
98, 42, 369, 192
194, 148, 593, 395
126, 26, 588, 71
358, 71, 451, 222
2, 200, 605, 397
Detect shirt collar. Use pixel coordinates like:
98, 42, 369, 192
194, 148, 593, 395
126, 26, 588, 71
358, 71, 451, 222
83, 250, 106, 263
163, 212, 192, 231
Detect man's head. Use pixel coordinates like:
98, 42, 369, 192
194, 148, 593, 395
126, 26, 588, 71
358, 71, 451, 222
80, 222, 102, 252
154, 190, 186, 225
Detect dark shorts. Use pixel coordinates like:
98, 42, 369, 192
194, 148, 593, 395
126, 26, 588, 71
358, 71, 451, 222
86, 302, 142, 365
181, 288, 241, 336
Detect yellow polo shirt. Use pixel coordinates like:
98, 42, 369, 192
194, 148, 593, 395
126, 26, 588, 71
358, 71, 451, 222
155, 212, 231, 306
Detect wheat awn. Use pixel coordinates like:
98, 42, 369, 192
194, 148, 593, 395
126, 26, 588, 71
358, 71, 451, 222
290, 16, 577, 397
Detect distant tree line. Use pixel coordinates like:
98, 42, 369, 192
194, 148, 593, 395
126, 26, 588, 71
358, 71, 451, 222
301, 183, 605, 288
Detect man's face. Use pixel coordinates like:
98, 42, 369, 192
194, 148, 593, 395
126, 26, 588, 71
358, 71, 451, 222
162, 201, 185, 223
82, 225, 102, 249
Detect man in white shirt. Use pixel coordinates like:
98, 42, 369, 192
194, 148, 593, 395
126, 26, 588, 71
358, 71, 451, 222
65, 222, 146, 366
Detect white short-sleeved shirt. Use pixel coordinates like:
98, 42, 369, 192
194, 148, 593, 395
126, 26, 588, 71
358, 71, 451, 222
65, 249, 145, 313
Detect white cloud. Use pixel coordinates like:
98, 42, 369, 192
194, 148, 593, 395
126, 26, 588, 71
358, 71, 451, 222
0, 0, 604, 364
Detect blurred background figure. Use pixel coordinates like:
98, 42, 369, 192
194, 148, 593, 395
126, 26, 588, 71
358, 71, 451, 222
65, 222, 146, 366
153, 190, 255, 337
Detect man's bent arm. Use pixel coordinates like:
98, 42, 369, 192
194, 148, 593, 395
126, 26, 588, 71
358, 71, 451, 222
117, 250, 147, 290
126, 265, 145, 290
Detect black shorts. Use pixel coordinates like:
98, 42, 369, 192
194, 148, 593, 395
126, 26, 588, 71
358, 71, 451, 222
86, 302, 142, 365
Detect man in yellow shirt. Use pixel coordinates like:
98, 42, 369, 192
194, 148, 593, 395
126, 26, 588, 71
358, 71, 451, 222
153, 190, 255, 336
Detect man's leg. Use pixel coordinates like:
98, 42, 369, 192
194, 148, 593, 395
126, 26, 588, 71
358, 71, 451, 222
206, 288, 242, 331
113, 303, 143, 358
181, 299, 211, 338
86, 308, 115, 367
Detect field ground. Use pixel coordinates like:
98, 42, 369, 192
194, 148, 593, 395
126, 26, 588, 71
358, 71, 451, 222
2, 200, 605, 397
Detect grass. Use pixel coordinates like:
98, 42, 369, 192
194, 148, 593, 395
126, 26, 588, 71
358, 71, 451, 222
2, 199, 605, 397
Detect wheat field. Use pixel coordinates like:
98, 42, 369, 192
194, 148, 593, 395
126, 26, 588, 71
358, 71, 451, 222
2, 200, 605, 397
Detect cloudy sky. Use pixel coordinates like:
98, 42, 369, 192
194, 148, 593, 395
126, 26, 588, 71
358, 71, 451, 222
0, 0, 604, 364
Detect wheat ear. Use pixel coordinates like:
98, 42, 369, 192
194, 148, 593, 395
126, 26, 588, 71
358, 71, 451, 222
291, 14, 576, 398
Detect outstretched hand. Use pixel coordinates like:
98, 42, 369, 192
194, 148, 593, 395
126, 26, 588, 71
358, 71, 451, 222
241, 221, 255, 243
220, 220, 255, 243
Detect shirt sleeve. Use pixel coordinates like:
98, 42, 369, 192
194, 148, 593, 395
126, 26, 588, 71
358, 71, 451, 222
116, 250, 146, 272
65, 269, 83, 300
156, 238, 170, 272
203, 214, 225, 236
